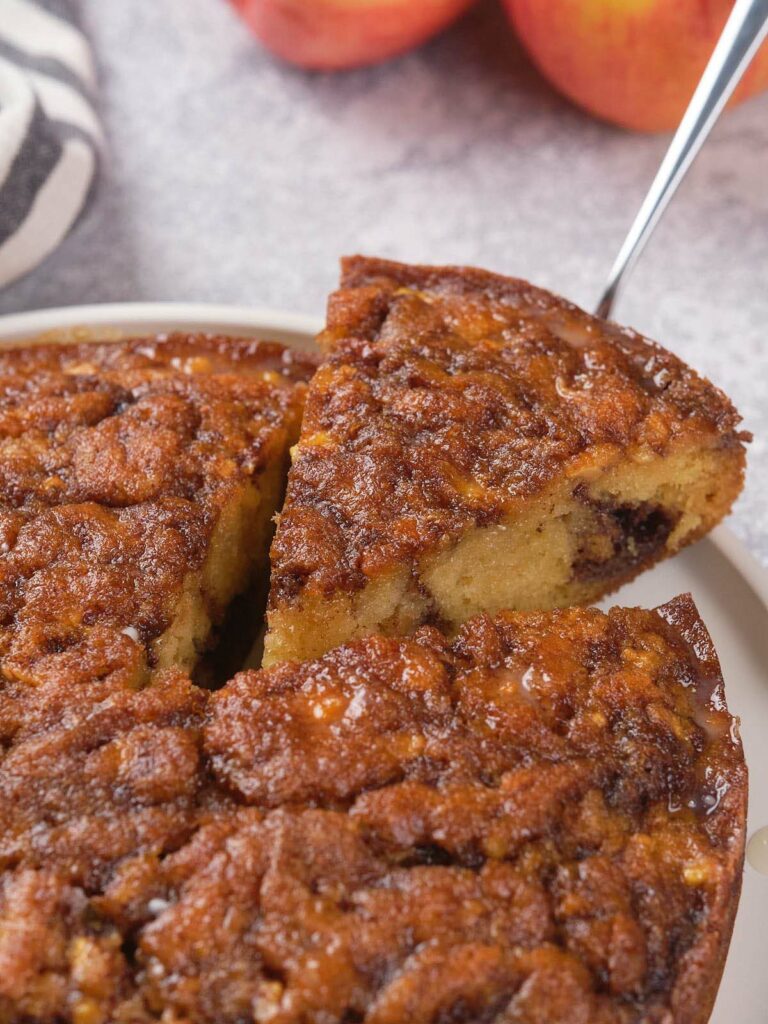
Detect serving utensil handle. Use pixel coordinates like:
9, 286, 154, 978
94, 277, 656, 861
596, 0, 768, 320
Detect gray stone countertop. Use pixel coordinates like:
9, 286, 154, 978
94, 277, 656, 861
1, 0, 766, 564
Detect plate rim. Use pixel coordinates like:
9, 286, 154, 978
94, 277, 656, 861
0, 300, 325, 340
1, 299, 765, 614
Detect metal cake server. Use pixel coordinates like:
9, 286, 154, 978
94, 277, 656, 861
596, 0, 768, 320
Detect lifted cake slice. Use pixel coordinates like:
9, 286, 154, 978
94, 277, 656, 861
264, 257, 747, 665
0, 333, 316, 691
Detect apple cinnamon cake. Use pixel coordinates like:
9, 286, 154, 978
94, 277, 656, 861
0, 596, 746, 1024
264, 257, 748, 666
0, 333, 315, 690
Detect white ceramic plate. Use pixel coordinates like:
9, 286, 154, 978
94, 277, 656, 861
0, 303, 766, 1024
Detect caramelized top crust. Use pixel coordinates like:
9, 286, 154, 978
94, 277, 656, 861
0, 333, 316, 689
0, 331, 316, 379
270, 256, 746, 603
0, 598, 746, 1023
0, 671, 209, 888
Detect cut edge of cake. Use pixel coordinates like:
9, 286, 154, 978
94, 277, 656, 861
152, 443, 294, 677
0, 333, 314, 690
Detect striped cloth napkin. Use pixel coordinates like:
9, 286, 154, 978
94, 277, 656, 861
0, 0, 102, 289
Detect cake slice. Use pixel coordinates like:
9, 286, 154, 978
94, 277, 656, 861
0, 333, 316, 690
264, 257, 747, 665
0, 597, 746, 1023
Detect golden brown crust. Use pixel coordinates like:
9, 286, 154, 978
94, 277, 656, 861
269, 257, 746, 610
0, 333, 316, 689
0, 331, 316, 379
0, 599, 746, 1023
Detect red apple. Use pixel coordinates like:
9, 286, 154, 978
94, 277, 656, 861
231, 0, 477, 71
503, 0, 768, 132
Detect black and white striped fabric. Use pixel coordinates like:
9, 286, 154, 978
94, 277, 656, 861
0, 0, 101, 288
